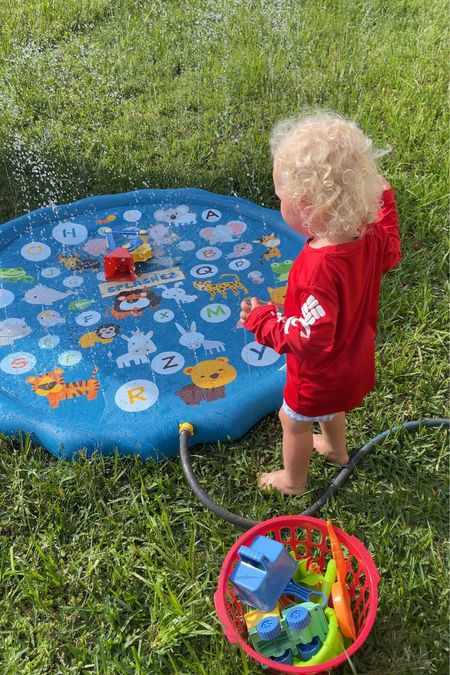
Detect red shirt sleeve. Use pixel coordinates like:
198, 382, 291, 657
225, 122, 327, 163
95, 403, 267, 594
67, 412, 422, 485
376, 187, 402, 273
244, 285, 338, 360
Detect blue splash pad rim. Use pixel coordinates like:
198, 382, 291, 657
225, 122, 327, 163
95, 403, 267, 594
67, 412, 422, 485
0, 187, 305, 460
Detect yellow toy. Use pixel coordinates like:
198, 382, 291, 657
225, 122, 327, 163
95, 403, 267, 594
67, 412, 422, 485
103, 227, 152, 264
123, 230, 152, 263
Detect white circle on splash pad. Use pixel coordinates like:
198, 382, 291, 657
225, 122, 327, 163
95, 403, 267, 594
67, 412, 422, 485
58, 350, 82, 366
41, 267, 61, 279
241, 341, 280, 367
0, 352, 37, 375
202, 208, 221, 222
38, 335, 60, 349
37, 310, 65, 327
151, 351, 185, 375
0, 289, 14, 308
228, 258, 250, 271
52, 222, 88, 245
115, 379, 159, 412
153, 308, 174, 323
123, 209, 142, 222
21, 241, 51, 262
200, 303, 231, 323
75, 311, 101, 326
63, 275, 84, 288
190, 264, 218, 279
177, 240, 195, 252
196, 246, 222, 262
96, 271, 106, 281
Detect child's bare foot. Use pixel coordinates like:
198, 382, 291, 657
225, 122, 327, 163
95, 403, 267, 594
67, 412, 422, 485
313, 434, 349, 466
258, 470, 307, 496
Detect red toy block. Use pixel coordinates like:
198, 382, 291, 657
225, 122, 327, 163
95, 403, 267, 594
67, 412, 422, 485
104, 247, 136, 282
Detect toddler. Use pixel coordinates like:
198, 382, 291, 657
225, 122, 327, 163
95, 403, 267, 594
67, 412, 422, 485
240, 112, 401, 495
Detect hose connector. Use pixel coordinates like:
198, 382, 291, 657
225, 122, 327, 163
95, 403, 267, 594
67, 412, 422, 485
179, 422, 194, 436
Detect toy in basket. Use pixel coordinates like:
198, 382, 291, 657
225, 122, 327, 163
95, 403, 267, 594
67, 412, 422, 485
215, 516, 380, 674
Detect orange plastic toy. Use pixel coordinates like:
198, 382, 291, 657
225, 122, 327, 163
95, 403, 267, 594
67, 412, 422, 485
327, 520, 356, 640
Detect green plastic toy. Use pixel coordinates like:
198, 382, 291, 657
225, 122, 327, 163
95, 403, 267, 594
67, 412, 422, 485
293, 607, 344, 666
249, 617, 294, 663
321, 559, 337, 601
280, 601, 328, 645
289, 553, 324, 587
248, 601, 330, 665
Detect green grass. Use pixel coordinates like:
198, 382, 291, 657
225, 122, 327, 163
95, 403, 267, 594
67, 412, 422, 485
0, 0, 448, 673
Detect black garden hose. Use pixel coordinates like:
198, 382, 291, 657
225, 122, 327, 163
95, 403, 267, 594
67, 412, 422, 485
179, 418, 450, 531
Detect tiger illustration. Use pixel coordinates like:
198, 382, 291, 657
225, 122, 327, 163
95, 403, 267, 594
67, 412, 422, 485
27, 367, 100, 409
57, 253, 99, 271
192, 274, 248, 301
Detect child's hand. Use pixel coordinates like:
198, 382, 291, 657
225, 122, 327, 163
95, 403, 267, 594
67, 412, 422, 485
240, 297, 260, 324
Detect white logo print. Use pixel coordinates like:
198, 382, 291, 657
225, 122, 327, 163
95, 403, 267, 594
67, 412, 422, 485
277, 295, 326, 339
299, 295, 326, 337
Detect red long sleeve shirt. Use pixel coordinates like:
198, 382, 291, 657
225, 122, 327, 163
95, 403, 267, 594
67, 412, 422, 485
244, 187, 401, 416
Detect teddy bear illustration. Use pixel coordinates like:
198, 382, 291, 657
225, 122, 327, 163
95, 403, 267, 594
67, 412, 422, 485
268, 285, 287, 308
175, 357, 237, 406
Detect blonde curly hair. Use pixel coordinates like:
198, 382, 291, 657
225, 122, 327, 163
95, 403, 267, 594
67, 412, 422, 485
270, 112, 387, 239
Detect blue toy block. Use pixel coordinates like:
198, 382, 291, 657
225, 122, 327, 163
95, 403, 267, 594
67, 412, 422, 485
230, 536, 297, 612
257, 616, 282, 641
298, 636, 321, 660
274, 649, 294, 665
284, 605, 310, 632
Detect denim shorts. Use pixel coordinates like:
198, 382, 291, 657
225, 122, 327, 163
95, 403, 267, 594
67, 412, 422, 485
282, 400, 337, 423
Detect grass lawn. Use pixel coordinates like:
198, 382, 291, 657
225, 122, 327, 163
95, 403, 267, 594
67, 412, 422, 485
0, 1, 448, 673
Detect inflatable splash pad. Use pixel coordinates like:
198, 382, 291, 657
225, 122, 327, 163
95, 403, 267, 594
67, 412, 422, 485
0, 189, 306, 459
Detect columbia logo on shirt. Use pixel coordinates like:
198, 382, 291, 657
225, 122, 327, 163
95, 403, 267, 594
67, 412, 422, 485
277, 295, 326, 339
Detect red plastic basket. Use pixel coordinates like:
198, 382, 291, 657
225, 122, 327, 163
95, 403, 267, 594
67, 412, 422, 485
214, 516, 380, 674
